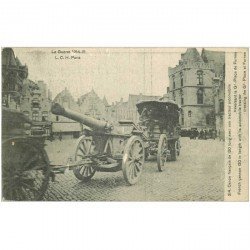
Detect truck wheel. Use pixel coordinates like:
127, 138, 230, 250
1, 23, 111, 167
169, 140, 177, 161
157, 134, 168, 172
122, 136, 144, 185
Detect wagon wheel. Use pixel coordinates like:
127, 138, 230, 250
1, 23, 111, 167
175, 139, 180, 157
122, 136, 145, 185
2, 139, 50, 201
169, 140, 177, 161
157, 134, 168, 172
73, 136, 96, 181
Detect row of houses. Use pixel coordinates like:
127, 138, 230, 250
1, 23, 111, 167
10, 47, 225, 140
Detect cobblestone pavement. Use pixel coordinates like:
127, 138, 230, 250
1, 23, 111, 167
44, 137, 225, 201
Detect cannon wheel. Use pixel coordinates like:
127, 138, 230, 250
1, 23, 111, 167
157, 134, 168, 172
73, 136, 96, 181
2, 138, 50, 201
122, 135, 145, 185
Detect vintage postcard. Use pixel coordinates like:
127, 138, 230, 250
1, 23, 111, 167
1, 47, 248, 201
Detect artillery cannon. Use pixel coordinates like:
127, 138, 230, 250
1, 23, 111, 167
51, 103, 145, 185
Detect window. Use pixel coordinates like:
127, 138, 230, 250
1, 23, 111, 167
180, 72, 184, 87
32, 103, 40, 109
32, 111, 39, 121
173, 92, 176, 101
56, 115, 59, 121
42, 111, 48, 121
181, 111, 184, 125
188, 110, 192, 117
197, 88, 203, 104
219, 99, 224, 112
206, 114, 210, 125
197, 70, 203, 85
23, 111, 29, 117
173, 76, 175, 89
181, 97, 184, 105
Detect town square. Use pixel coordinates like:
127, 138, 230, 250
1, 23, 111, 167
2, 47, 226, 201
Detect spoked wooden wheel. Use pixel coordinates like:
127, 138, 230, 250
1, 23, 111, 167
122, 136, 145, 185
73, 136, 96, 181
175, 139, 180, 157
157, 134, 168, 172
2, 139, 50, 201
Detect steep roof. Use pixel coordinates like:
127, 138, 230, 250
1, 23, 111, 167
102, 96, 109, 106
181, 48, 204, 62
53, 88, 75, 104
201, 49, 225, 76
79, 88, 99, 101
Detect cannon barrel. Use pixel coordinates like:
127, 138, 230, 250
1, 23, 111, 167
51, 103, 112, 131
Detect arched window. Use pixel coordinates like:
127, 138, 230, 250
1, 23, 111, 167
197, 70, 203, 85
197, 88, 203, 104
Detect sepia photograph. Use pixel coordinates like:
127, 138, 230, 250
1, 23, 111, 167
3, 47, 247, 202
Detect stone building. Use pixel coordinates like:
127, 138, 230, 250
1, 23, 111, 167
51, 87, 82, 139
201, 49, 226, 140
20, 79, 52, 135
2, 48, 28, 110
167, 48, 225, 130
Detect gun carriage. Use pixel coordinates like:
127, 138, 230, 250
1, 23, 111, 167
51, 103, 145, 185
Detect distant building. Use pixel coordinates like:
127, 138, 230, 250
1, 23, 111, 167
20, 79, 52, 135
168, 48, 225, 131
111, 94, 161, 123
52, 87, 82, 139
78, 88, 110, 120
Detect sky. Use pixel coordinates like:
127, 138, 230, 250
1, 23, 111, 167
13, 48, 190, 104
